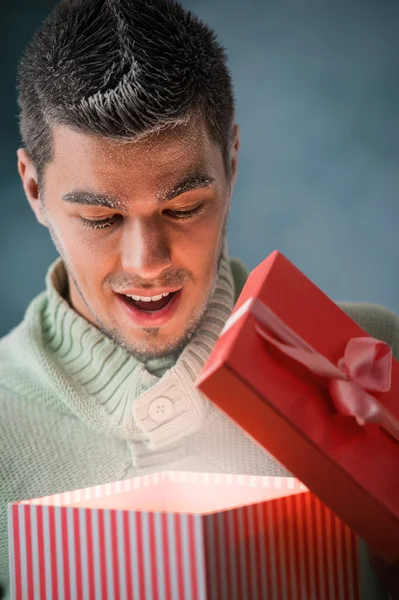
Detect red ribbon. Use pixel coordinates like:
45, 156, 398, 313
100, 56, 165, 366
223, 298, 398, 443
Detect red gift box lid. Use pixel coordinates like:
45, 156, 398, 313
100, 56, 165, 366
197, 250, 399, 563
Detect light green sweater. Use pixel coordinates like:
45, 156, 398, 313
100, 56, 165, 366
0, 254, 398, 599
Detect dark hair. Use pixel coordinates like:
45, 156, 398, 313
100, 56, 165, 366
17, 0, 235, 183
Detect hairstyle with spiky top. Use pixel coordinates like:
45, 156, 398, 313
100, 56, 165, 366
17, 0, 235, 184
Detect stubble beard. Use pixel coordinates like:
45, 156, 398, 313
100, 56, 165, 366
47, 222, 226, 362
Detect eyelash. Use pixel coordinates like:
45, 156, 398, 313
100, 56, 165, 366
164, 204, 204, 220
80, 215, 120, 230
80, 204, 205, 230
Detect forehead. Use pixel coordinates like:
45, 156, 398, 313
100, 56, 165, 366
48, 120, 225, 194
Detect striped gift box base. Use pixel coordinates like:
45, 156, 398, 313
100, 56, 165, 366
8, 471, 360, 600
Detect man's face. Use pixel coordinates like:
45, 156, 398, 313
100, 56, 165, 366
21, 120, 238, 359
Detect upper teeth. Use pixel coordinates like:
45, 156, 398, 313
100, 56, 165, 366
125, 292, 171, 302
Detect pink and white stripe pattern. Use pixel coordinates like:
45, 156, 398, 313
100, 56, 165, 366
8, 472, 360, 600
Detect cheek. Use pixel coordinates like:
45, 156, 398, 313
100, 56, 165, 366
175, 202, 226, 254
50, 213, 118, 275
173, 224, 222, 285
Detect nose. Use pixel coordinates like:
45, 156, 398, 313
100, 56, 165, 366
120, 218, 172, 280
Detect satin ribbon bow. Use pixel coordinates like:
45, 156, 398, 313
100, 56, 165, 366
222, 298, 398, 443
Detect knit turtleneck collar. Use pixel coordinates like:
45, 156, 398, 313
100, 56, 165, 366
35, 246, 236, 449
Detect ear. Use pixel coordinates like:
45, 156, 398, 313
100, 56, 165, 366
230, 123, 240, 188
17, 148, 47, 227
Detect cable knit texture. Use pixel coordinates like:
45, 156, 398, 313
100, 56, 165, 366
0, 251, 398, 599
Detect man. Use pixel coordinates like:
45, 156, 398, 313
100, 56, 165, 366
0, 0, 398, 597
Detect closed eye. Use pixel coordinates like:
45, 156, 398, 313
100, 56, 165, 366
79, 203, 205, 230
163, 204, 205, 220
80, 214, 122, 230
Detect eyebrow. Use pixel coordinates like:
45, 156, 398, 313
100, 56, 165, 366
62, 173, 215, 210
158, 173, 215, 202
62, 192, 123, 210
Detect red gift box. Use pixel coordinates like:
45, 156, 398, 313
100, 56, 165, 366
8, 471, 361, 600
196, 250, 399, 563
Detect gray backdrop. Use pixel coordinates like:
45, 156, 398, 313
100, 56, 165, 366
1, 0, 398, 337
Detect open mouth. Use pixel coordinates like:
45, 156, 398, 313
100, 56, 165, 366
122, 291, 176, 312
116, 289, 182, 327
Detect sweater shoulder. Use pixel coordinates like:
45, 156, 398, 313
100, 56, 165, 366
0, 291, 46, 363
0, 292, 59, 405
337, 301, 399, 360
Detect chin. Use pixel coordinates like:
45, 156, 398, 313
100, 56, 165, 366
98, 323, 191, 360
123, 338, 187, 361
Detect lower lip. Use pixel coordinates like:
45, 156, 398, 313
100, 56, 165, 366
116, 290, 182, 327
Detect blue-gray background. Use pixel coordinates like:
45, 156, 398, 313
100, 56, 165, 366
1, 0, 398, 337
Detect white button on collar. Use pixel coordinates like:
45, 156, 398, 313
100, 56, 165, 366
148, 397, 174, 423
